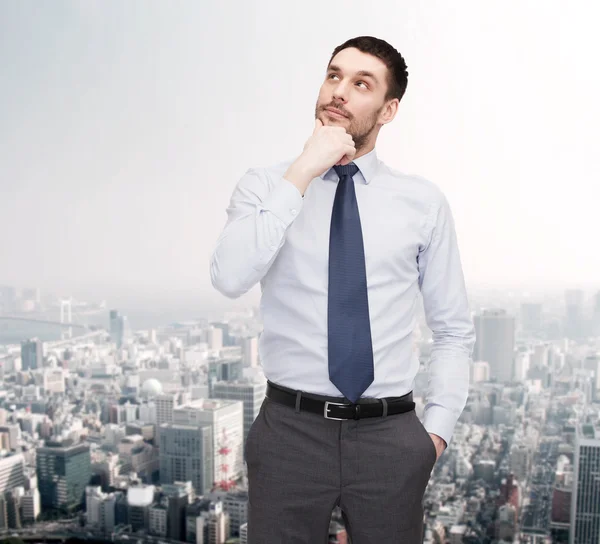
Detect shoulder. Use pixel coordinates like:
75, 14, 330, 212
378, 162, 447, 207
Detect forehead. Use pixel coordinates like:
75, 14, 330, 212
328, 47, 388, 80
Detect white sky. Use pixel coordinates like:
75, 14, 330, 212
1, 0, 598, 308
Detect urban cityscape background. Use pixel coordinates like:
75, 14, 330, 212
2, 1, 599, 543
0, 285, 599, 543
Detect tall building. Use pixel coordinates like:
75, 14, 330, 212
592, 291, 600, 336
163, 481, 192, 542
0, 454, 25, 495
510, 444, 531, 482
210, 379, 266, 445
207, 360, 244, 393
514, 351, 530, 382
109, 310, 130, 348
0, 496, 7, 530
159, 424, 213, 496
565, 289, 585, 340
21, 338, 43, 371
186, 498, 211, 543
570, 423, 600, 544
496, 503, 517, 542
37, 440, 91, 512
85, 486, 117, 533
149, 499, 168, 537
241, 337, 258, 367
211, 322, 232, 346
582, 354, 600, 399
473, 309, 516, 383
5, 489, 22, 529
206, 327, 223, 351
156, 392, 190, 428
173, 399, 244, 488
551, 460, 572, 538
127, 485, 154, 532
222, 489, 249, 537
207, 500, 230, 544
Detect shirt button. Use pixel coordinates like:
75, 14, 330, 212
270, 245, 276, 250
291, 209, 297, 215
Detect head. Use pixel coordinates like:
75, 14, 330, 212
315, 36, 409, 157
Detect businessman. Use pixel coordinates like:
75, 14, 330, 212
210, 35, 476, 543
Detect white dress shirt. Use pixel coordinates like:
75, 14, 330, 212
210, 147, 476, 446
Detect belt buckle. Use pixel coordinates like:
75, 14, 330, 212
324, 401, 349, 420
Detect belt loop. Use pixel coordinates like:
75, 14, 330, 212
295, 391, 302, 413
381, 398, 388, 418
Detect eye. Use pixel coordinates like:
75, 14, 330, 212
328, 74, 368, 89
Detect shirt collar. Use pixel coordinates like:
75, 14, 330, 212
320, 146, 379, 185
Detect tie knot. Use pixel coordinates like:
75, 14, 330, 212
333, 163, 359, 179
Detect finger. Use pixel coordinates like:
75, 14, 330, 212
340, 145, 356, 165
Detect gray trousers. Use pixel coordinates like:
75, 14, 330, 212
244, 383, 437, 543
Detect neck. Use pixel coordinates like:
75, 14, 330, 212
354, 142, 375, 160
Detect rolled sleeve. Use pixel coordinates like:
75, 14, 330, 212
210, 170, 304, 298
259, 176, 304, 227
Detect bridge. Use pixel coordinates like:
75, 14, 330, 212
0, 298, 108, 341
0, 316, 89, 329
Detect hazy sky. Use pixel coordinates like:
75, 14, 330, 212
1, 1, 598, 309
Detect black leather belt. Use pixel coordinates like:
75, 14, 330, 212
265, 381, 415, 420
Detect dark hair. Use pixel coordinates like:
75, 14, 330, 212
327, 36, 409, 103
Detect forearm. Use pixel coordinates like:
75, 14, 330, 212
210, 170, 304, 298
422, 335, 473, 447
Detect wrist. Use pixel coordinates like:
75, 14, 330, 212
283, 158, 315, 196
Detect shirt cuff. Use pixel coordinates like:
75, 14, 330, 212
422, 404, 458, 448
259, 177, 304, 227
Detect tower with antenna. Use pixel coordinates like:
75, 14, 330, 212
212, 427, 236, 492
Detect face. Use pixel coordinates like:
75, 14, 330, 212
314, 47, 398, 154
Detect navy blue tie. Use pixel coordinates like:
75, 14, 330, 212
328, 163, 374, 403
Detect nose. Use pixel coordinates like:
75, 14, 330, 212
332, 82, 349, 104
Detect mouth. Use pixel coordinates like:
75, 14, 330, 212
325, 107, 348, 119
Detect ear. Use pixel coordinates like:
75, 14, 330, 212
380, 99, 399, 125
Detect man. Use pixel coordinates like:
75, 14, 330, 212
210, 35, 475, 543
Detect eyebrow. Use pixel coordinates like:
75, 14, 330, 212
327, 64, 379, 85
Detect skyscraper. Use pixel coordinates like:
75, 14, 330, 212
473, 309, 516, 383
20, 338, 43, 371
210, 379, 266, 446
0, 453, 25, 495
159, 424, 213, 496
211, 321, 232, 346
36, 440, 91, 512
570, 423, 600, 544
109, 309, 130, 348
163, 481, 192, 542
592, 291, 600, 336
172, 399, 244, 488
565, 289, 586, 340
